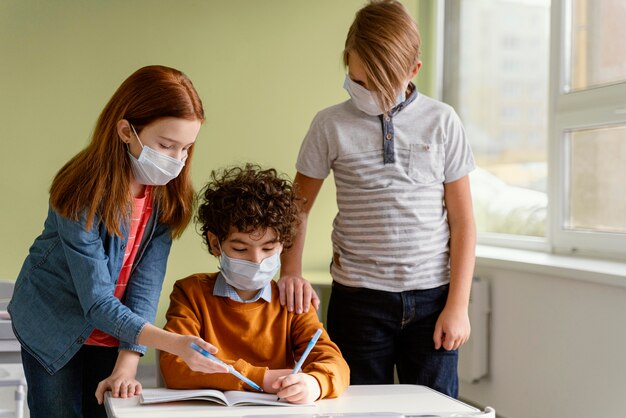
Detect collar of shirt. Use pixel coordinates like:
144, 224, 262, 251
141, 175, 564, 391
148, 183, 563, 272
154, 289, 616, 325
380, 82, 419, 164
390, 82, 418, 117
213, 273, 272, 303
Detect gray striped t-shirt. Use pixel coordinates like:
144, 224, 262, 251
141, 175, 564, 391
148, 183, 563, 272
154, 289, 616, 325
296, 93, 475, 292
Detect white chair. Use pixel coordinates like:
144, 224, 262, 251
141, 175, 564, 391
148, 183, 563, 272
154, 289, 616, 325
0, 280, 16, 340
0, 363, 26, 418
0, 281, 14, 311
473, 406, 496, 418
451, 406, 496, 417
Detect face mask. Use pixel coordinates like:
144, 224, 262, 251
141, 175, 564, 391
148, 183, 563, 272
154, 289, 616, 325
127, 125, 186, 186
343, 74, 406, 116
219, 250, 281, 291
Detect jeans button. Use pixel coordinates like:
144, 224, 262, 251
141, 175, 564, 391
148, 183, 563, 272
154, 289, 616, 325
76, 337, 84, 344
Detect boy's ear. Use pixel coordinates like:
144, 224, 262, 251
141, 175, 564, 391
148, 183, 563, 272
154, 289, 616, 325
409, 60, 422, 79
207, 232, 221, 256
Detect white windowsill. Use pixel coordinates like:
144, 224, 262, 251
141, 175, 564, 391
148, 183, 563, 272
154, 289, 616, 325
476, 245, 626, 289
302, 246, 626, 289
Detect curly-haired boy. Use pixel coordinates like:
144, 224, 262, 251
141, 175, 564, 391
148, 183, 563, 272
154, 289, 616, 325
160, 164, 349, 404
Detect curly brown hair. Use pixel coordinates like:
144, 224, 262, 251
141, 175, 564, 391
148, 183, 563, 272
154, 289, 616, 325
196, 164, 300, 254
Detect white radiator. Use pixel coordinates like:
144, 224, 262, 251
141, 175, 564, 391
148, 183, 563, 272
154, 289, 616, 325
458, 277, 490, 383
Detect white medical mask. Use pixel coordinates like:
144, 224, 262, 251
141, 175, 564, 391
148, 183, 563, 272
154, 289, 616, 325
127, 125, 186, 186
218, 250, 281, 291
343, 74, 406, 116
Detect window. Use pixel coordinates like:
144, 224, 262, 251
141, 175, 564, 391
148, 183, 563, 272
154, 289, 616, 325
565, 0, 626, 92
565, 125, 626, 234
441, 0, 626, 258
551, 0, 626, 257
442, 0, 551, 241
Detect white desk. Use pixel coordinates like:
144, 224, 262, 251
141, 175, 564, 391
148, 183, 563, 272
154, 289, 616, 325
105, 384, 484, 418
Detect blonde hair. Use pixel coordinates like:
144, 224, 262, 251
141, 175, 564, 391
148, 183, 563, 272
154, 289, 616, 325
343, 0, 421, 113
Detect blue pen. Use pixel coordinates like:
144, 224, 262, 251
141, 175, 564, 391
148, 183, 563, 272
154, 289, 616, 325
190, 343, 263, 392
292, 328, 323, 374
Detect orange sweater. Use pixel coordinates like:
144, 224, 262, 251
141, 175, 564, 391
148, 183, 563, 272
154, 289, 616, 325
160, 273, 350, 399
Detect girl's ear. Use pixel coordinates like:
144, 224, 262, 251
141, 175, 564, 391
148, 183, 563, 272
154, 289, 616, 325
117, 119, 133, 144
207, 231, 221, 256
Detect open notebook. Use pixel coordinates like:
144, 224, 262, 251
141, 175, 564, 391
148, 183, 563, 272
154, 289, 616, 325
140, 388, 313, 407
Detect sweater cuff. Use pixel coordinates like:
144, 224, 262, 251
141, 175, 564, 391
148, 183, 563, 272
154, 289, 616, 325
307, 371, 328, 399
233, 359, 267, 391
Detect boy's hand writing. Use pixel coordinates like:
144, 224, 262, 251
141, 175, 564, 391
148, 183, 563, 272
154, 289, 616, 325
277, 274, 320, 314
273, 373, 321, 404
262, 368, 291, 393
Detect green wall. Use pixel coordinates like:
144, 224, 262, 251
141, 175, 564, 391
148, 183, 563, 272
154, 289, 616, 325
0, 0, 435, 364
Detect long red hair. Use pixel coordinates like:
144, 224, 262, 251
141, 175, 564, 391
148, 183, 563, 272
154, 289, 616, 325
50, 65, 205, 238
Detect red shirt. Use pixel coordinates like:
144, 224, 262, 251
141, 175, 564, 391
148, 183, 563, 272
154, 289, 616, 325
85, 187, 153, 347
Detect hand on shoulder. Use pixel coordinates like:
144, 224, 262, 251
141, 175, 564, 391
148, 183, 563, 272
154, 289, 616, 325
277, 274, 320, 313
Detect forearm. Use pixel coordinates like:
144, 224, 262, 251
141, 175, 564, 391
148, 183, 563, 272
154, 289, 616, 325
447, 219, 476, 310
114, 350, 141, 375
280, 212, 308, 276
136, 323, 180, 354
280, 172, 323, 278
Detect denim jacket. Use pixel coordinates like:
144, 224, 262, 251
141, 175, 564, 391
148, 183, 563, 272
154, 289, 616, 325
8, 202, 172, 374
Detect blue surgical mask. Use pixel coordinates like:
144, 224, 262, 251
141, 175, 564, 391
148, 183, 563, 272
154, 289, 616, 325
219, 250, 281, 291
343, 74, 406, 116
128, 124, 186, 186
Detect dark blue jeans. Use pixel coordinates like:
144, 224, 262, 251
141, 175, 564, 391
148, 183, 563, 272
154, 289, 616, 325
327, 281, 458, 398
21, 344, 118, 418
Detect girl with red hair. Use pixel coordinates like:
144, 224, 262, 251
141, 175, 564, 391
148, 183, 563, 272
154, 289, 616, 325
9, 65, 228, 417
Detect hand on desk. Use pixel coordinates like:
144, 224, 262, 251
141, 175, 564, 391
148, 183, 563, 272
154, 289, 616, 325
95, 351, 142, 405
265, 369, 321, 404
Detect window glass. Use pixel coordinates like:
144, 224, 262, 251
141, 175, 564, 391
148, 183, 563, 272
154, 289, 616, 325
567, 0, 626, 92
565, 124, 626, 233
451, 0, 551, 237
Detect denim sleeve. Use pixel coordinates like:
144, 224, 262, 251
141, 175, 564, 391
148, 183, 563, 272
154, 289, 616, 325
119, 222, 172, 354
54, 211, 147, 344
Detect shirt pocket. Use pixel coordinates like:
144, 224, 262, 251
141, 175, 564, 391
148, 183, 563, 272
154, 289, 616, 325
408, 143, 445, 184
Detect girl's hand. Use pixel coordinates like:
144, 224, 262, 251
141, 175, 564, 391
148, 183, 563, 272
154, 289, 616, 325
277, 274, 320, 314
95, 372, 142, 404
95, 350, 143, 405
137, 325, 229, 374
272, 373, 321, 404
433, 305, 471, 351
173, 335, 230, 374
